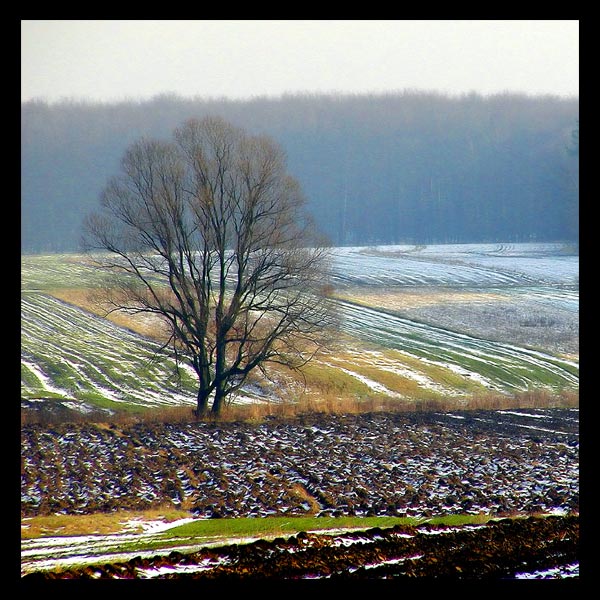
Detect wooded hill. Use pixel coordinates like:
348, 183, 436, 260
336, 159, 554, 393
21, 91, 579, 253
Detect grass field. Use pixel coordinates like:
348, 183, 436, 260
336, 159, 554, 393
21, 243, 578, 417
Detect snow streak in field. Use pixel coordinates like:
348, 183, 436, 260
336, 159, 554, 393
321, 348, 458, 397
21, 293, 197, 407
21, 520, 217, 575
337, 301, 578, 391
21, 254, 108, 289
21, 244, 578, 408
330, 243, 578, 288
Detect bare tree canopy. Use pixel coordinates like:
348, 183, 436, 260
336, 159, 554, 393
83, 116, 336, 415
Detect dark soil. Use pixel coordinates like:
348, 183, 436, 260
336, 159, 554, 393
21, 409, 579, 519
21, 408, 579, 580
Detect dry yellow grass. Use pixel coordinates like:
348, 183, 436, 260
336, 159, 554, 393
21, 387, 577, 428
189, 388, 578, 425
48, 288, 168, 340
288, 483, 321, 514
21, 505, 191, 539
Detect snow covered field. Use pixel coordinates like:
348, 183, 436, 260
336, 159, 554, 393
21, 243, 578, 412
21, 293, 199, 410
22, 514, 579, 580
329, 243, 578, 287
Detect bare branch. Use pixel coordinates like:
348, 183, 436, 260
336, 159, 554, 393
83, 116, 336, 416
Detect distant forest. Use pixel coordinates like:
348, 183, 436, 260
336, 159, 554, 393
21, 91, 579, 253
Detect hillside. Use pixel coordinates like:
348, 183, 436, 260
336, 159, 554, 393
21, 244, 579, 419
20, 243, 579, 579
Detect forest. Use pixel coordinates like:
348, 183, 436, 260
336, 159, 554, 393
21, 91, 579, 253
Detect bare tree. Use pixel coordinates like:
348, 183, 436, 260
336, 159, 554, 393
83, 116, 336, 415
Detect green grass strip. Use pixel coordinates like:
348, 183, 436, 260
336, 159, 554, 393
160, 513, 493, 542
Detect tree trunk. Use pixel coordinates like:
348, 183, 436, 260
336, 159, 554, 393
194, 386, 211, 418
211, 330, 227, 415
212, 387, 225, 415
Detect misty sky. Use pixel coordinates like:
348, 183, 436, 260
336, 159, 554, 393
21, 20, 579, 103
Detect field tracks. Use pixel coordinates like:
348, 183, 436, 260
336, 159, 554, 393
21, 243, 578, 413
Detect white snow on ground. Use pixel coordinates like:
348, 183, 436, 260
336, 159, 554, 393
21, 292, 276, 409
21, 359, 76, 399
497, 410, 551, 419
22, 545, 210, 575
469, 416, 578, 437
339, 300, 578, 390
409, 355, 496, 389
415, 524, 487, 536
137, 559, 229, 579
374, 363, 454, 395
326, 348, 458, 396
121, 517, 196, 534
323, 363, 403, 397
499, 423, 577, 436
357, 555, 424, 571
514, 563, 579, 579
330, 243, 578, 288
59, 401, 99, 414
21, 243, 579, 411
22, 517, 208, 575
22, 530, 274, 575
545, 508, 571, 516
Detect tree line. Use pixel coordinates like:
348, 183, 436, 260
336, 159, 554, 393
21, 91, 579, 253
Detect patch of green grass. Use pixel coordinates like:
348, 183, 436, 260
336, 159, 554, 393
383, 350, 488, 394
302, 363, 374, 398
80, 514, 499, 558
454, 356, 525, 388
160, 514, 492, 542
21, 364, 40, 387
23, 513, 501, 563
22, 512, 494, 544
399, 344, 534, 390
97, 512, 524, 558
74, 393, 138, 412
